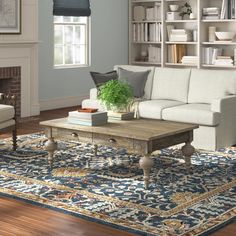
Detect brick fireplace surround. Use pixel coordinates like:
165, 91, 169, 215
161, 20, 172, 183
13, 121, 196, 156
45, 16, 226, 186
0, 67, 21, 117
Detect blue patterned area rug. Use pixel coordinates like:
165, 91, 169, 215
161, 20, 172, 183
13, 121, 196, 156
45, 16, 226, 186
0, 133, 236, 236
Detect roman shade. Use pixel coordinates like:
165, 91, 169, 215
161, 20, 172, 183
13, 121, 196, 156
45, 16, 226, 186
53, 0, 91, 17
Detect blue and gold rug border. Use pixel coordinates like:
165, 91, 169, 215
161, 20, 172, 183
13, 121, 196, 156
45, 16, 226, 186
0, 190, 235, 236
0, 191, 154, 236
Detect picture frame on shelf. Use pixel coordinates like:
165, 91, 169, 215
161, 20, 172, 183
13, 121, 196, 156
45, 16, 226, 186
0, 0, 21, 34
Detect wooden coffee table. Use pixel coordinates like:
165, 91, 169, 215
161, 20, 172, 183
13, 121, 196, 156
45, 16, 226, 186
40, 118, 198, 189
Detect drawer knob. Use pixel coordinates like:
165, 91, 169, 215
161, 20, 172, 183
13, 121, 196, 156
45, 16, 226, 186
71, 132, 78, 137
109, 138, 116, 144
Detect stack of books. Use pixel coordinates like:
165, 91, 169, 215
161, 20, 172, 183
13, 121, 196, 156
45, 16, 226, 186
181, 56, 198, 65
167, 44, 186, 63
202, 7, 220, 20
108, 111, 134, 120
169, 29, 193, 42
214, 56, 234, 66
68, 110, 108, 126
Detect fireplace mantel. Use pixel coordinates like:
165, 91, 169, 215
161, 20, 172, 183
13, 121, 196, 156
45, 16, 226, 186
0, 44, 40, 117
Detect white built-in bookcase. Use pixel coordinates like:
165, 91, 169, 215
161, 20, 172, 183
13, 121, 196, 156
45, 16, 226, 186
129, 0, 236, 69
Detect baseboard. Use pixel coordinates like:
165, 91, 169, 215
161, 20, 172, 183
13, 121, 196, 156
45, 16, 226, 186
40, 95, 89, 111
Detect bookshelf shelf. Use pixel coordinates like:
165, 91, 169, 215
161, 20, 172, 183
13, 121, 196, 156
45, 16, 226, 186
202, 64, 236, 69
165, 41, 198, 45
129, 0, 236, 69
165, 20, 198, 23
201, 19, 236, 23
132, 41, 162, 44
132, 20, 162, 23
166, 63, 198, 67
202, 42, 236, 45
132, 61, 161, 65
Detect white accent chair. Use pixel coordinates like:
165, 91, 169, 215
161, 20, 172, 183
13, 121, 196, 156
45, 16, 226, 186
0, 93, 17, 150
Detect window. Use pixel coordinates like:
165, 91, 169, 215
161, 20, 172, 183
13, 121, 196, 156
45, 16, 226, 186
54, 16, 89, 68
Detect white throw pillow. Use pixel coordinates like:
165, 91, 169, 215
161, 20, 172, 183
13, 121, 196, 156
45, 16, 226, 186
151, 68, 191, 103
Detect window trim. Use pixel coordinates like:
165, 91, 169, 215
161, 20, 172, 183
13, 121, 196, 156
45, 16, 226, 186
53, 16, 91, 69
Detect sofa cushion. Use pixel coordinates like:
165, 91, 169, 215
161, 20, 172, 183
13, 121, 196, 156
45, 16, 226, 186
114, 65, 155, 99
0, 119, 15, 130
118, 68, 149, 98
188, 69, 236, 104
162, 104, 220, 126
0, 104, 14, 123
138, 100, 185, 119
151, 68, 191, 103
90, 71, 118, 88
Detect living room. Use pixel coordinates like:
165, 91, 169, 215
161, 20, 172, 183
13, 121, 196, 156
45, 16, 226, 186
0, 0, 235, 235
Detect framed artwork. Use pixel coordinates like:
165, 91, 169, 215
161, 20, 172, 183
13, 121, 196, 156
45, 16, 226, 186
0, 0, 21, 34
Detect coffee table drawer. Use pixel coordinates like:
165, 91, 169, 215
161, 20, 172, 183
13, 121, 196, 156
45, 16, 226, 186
52, 128, 92, 143
93, 133, 134, 150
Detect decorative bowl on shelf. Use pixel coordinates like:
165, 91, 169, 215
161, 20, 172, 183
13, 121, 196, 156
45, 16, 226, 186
169, 5, 179, 12
215, 32, 235, 41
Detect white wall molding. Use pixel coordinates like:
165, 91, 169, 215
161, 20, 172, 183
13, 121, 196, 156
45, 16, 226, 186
40, 94, 89, 111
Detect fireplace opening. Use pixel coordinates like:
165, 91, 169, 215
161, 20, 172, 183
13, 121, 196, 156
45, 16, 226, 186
0, 67, 21, 117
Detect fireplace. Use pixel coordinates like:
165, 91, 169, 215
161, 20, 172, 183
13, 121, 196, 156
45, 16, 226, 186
0, 67, 21, 117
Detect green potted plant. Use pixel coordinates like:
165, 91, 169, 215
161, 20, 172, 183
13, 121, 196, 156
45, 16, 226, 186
98, 80, 133, 112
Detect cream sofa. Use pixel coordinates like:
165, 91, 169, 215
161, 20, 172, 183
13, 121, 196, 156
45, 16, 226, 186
82, 65, 236, 151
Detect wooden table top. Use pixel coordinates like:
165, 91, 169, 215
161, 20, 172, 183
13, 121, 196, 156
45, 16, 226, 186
40, 118, 198, 141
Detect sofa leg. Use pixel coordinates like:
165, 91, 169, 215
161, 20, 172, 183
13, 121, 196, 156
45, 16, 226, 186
12, 128, 17, 151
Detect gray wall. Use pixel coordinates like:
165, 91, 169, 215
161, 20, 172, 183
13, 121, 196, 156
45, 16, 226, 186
38, 0, 128, 103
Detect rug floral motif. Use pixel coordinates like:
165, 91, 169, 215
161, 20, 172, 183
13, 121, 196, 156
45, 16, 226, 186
0, 133, 236, 236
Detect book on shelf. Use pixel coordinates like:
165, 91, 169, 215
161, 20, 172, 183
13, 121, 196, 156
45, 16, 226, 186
202, 47, 222, 65
148, 45, 161, 63
166, 25, 174, 41
227, 0, 235, 19
221, 0, 227, 19
234, 49, 236, 64
132, 23, 161, 42
146, 3, 161, 21
167, 44, 186, 63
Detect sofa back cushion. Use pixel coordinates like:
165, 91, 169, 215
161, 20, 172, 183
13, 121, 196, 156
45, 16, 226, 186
188, 69, 236, 104
114, 65, 155, 99
151, 68, 191, 102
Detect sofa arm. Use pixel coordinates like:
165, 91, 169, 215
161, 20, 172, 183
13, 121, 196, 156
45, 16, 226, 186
211, 95, 236, 113
90, 88, 98, 100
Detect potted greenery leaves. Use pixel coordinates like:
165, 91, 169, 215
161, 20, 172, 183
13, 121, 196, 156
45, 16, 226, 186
98, 80, 133, 112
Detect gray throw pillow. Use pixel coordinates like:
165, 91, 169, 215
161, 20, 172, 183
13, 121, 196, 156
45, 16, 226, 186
90, 71, 118, 88
118, 68, 150, 98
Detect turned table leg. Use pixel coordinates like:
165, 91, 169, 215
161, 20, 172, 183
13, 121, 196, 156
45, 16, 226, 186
94, 144, 98, 157
139, 154, 154, 189
45, 128, 57, 170
181, 142, 195, 173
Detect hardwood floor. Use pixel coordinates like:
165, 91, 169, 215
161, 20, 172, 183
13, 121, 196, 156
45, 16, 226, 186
0, 107, 235, 236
